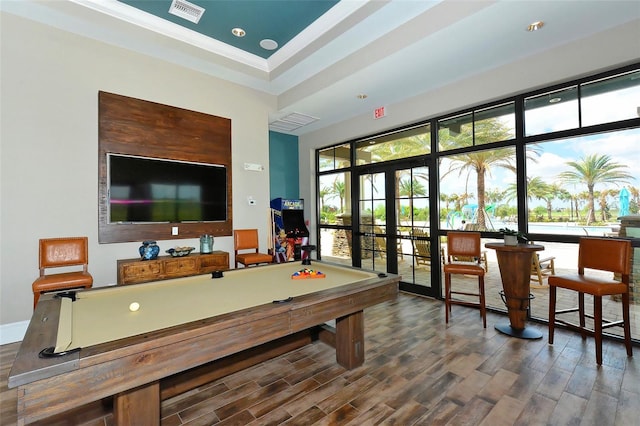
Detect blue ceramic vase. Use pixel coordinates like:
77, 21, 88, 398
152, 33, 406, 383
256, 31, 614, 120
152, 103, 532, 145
139, 241, 160, 260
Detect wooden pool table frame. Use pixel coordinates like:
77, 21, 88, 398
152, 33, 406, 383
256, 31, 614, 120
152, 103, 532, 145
9, 264, 399, 425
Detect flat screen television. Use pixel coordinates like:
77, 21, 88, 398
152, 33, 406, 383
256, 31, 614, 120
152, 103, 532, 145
108, 154, 227, 223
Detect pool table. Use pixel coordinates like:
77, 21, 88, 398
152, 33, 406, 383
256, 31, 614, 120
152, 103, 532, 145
8, 261, 399, 425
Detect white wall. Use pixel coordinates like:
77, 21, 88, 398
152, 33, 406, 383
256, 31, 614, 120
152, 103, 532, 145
297, 20, 640, 243
0, 13, 276, 330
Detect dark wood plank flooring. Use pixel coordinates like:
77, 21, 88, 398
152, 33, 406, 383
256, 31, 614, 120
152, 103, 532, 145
1, 293, 638, 425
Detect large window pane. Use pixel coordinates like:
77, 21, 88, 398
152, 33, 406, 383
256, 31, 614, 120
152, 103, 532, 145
474, 102, 515, 145
525, 128, 639, 236
318, 172, 351, 225
438, 112, 472, 151
581, 70, 640, 127
439, 146, 517, 231
359, 172, 386, 271
524, 86, 579, 136
318, 144, 350, 172
355, 124, 430, 165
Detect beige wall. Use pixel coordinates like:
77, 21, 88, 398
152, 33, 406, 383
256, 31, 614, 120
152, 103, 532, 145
0, 13, 276, 327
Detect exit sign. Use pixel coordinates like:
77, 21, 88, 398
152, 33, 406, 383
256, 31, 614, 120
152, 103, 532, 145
373, 106, 386, 119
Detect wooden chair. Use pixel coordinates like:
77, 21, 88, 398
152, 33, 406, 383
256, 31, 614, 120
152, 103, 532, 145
234, 229, 273, 268
531, 253, 555, 287
443, 231, 486, 328
411, 228, 432, 268
374, 226, 404, 262
548, 237, 632, 365
32, 237, 93, 308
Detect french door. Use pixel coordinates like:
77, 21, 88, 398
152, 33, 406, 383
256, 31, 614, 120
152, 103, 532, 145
356, 161, 439, 298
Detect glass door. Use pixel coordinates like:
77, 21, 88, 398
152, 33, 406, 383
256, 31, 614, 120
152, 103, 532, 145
395, 165, 436, 296
357, 164, 437, 297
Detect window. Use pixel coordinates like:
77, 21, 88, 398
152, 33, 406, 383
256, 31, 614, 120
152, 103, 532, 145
319, 144, 350, 172
524, 86, 579, 136
356, 124, 430, 165
439, 102, 515, 151
439, 147, 518, 231
581, 70, 640, 126
525, 128, 638, 235
319, 172, 351, 225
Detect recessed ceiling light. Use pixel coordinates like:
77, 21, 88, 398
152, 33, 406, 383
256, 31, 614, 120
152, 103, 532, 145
357, 94, 367, 99
549, 97, 562, 103
527, 21, 544, 32
260, 39, 278, 50
232, 28, 245, 37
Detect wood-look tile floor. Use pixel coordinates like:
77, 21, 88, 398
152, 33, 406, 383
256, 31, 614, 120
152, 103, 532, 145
1, 293, 639, 425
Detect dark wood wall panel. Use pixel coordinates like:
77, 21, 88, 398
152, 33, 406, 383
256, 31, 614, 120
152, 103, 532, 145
98, 91, 233, 244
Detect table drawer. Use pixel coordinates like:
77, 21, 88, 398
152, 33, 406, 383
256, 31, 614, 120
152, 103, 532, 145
165, 257, 198, 275
121, 262, 162, 281
199, 252, 229, 271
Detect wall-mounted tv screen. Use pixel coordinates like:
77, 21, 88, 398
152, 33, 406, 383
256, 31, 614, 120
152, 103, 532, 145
108, 154, 227, 223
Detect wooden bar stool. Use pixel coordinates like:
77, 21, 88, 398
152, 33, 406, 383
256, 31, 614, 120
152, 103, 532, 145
443, 231, 487, 328
548, 237, 632, 365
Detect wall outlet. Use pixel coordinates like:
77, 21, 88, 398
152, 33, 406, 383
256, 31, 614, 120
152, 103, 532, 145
172, 226, 179, 235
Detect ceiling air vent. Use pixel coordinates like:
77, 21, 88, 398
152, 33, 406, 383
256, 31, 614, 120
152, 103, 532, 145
269, 112, 319, 132
168, 0, 205, 24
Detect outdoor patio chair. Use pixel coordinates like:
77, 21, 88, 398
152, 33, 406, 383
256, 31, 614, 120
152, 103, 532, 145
531, 253, 555, 288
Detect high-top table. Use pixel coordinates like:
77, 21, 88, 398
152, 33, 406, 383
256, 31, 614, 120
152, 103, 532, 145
485, 242, 544, 339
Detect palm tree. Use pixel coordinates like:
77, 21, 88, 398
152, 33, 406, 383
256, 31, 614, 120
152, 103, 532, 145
441, 120, 541, 228
558, 154, 633, 224
443, 147, 516, 228
507, 176, 557, 220
332, 181, 346, 213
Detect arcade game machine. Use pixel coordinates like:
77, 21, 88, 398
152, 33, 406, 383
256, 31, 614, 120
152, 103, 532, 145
270, 198, 310, 263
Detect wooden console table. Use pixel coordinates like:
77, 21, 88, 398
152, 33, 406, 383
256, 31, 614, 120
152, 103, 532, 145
485, 242, 544, 339
117, 251, 229, 285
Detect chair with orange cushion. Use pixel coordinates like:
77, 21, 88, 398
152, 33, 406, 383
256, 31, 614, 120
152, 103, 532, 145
234, 229, 273, 268
548, 237, 632, 365
443, 231, 486, 328
32, 237, 93, 308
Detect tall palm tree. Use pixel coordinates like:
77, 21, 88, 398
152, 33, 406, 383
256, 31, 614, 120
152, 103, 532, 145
441, 120, 541, 229
443, 147, 517, 228
558, 154, 633, 224
506, 176, 558, 220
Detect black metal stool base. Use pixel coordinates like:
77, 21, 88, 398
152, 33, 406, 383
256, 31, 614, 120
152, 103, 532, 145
494, 323, 542, 340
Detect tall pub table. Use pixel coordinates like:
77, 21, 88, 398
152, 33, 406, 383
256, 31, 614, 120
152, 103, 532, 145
485, 242, 544, 339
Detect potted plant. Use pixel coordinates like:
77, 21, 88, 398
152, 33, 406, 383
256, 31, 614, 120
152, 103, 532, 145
499, 228, 527, 246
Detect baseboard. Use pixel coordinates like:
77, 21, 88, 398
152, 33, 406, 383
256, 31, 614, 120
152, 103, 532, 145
0, 320, 28, 345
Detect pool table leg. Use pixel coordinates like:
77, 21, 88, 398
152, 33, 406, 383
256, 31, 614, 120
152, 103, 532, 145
335, 310, 364, 369
114, 381, 160, 425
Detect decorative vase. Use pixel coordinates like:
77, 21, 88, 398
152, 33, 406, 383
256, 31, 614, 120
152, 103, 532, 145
200, 234, 213, 253
503, 235, 518, 246
139, 240, 160, 260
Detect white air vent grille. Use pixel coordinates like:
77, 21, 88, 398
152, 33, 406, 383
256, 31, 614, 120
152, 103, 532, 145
168, 0, 205, 24
269, 112, 319, 132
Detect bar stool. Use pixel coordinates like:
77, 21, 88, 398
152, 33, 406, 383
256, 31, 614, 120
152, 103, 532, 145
549, 237, 632, 365
443, 231, 487, 328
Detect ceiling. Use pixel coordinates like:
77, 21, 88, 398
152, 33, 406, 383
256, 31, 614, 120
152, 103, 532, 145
3, 1, 640, 136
